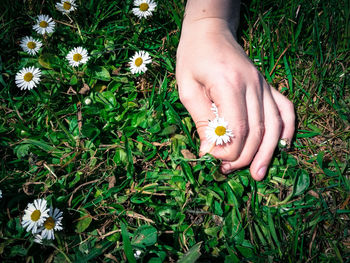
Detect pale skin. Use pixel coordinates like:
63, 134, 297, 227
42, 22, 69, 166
176, 0, 295, 181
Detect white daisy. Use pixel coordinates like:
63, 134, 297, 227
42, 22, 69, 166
55, 0, 77, 14
19, 36, 42, 56
33, 15, 55, 35
0, 189, 2, 199
132, 0, 157, 19
21, 199, 49, 234
15, 66, 41, 91
66, 47, 90, 67
206, 117, 234, 146
129, 50, 152, 74
39, 207, 63, 240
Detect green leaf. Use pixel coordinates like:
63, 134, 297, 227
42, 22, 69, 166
9, 245, 27, 257
177, 242, 202, 263
121, 223, 136, 263
81, 123, 100, 139
90, 66, 111, 81
131, 225, 157, 248
113, 148, 127, 164
76, 216, 92, 233
70, 75, 78, 85
38, 53, 59, 69
267, 208, 281, 256
159, 125, 177, 136
14, 144, 30, 158
294, 170, 310, 196
95, 91, 117, 111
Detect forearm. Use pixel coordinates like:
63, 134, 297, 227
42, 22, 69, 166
183, 0, 241, 35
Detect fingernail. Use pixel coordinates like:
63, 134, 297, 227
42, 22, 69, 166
221, 163, 231, 172
257, 166, 267, 180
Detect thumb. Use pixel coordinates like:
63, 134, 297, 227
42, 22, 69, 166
178, 77, 215, 155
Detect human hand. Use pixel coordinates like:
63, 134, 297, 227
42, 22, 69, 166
176, 18, 295, 180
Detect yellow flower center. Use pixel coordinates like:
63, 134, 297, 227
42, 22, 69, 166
44, 216, 55, 230
23, 72, 34, 82
135, 57, 143, 67
63, 1, 72, 10
31, 210, 41, 221
139, 3, 149, 11
73, 53, 82, 62
215, 126, 226, 136
27, 41, 36, 49
39, 21, 48, 28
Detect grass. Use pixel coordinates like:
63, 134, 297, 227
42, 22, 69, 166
0, 0, 349, 262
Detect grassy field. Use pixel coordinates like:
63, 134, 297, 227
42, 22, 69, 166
0, 0, 349, 262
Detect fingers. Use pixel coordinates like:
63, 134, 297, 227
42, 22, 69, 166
270, 88, 295, 143
207, 76, 249, 161
221, 87, 295, 181
220, 84, 264, 173
249, 86, 283, 180
177, 77, 216, 153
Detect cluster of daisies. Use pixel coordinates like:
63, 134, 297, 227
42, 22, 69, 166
21, 199, 63, 244
206, 103, 234, 146
15, 0, 156, 91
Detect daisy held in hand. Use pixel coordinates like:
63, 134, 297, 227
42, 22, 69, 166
206, 117, 234, 146
33, 15, 55, 35
132, 0, 157, 19
15, 66, 41, 90
20, 36, 42, 56
56, 0, 77, 14
66, 47, 90, 67
22, 199, 49, 234
129, 50, 152, 74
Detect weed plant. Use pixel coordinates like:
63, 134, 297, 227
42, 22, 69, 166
0, 0, 349, 262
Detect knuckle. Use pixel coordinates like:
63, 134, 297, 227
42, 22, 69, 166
255, 122, 265, 138
274, 115, 283, 131
178, 88, 194, 104
209, 71, 243, 91
285, 100, 296, 121
248, 69, 261, 84
235, 156, 253, 168
234, 120, 249, 139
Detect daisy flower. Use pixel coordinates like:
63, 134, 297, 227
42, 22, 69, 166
15, 66, 41, 91
55, 0, 77, 14
129, 50, 152, 74
132, 0, 157, 19
66, 47, 90, 67
206, 117, 234, 146
39, 207, 63, 240
0, 189, 2, 199
19, 36, 42, 56
22, 199, 49, 234
33, 15, 55, 35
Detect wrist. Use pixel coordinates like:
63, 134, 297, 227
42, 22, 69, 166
182, 0, 240, 35
180, 17, 238, 42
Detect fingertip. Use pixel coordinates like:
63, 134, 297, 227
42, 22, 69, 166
251, 166, 267, 181
199, 140, 214, 157
220, 162, 232, 174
